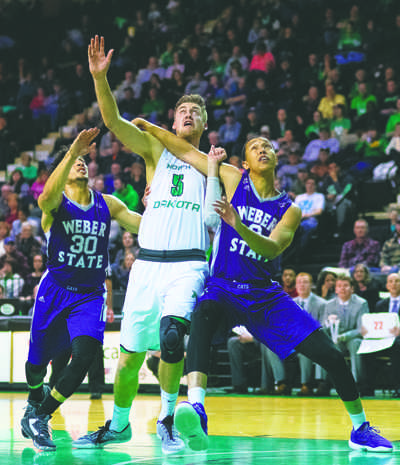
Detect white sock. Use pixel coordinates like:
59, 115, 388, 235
159, 389, 178, 421
349, 411, 367, 430
109, 405, 131, 432
188, 387, 206, 406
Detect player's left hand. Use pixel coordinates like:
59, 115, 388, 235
213, 196, 240, 229
208, 145, 227, 164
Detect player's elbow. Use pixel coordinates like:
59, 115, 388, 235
204, 213, 220, 229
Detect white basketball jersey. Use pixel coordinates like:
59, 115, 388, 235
138, 149, 209, 251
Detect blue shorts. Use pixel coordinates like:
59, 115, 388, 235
28, 272, 107, 366
198, 277, 321, 359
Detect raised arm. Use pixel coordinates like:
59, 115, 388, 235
103, 195, 141, 234
214, 198, 302, 260
133, 117, 242, 201
38, 128, 100, 231
88, 35, 163, 177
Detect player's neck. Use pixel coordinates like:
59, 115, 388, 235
64, 183, 91, 206
180, 134, 200, 149
249, 171, 278, 198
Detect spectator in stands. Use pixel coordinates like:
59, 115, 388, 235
365, 273, 400, 397
0, 184, 11, 219
112, 174, 140, 212
218, 111, 242, 156
276, 129, 302, 167
288, 167, 308, 199
294, 176, 326, 252
318, 82, 346, 120
113, 231, 139, 266
294, 272, 327, 396
321, 161, 354, 239
305, 110, 325, 141
184, 71, 208, 97
5, 193, 19, 227
385, 98, 400, 137
136, 56, 165, 85
323, 274, 369, 393
0, 237, 30, 278
104, 162, 122, 195
30, 168, 49, 202
277, 150, 307, 192
15, 222, 43, 269
225, 75, 248, 122
19, 152, 38, 185
355, 126, 387, 165
20, 253, 45, 307
351, 82, 378, 125
380, 215, 400, 274
351, 263, 381, 311
118, 87, 140, 121
281, 267, 298, 298
166, 69, 186, 108
8, 169, 29, 195
111, 252, 135, 291
0, 221, 10, 257
224, 45, 249, 79
141, 86, 166, 124
248, 41, 275, 76
10, 204, 41, 242
379, 79, 399, 119
309, 148, 331, 187
338, 219, 381, 270
330, 104, 352, 141
0, 257, 24, 298
165, 52, 185, 80
302, 125, 340, 165
385, 122, 400, 162
126, 160, 146, 203
315, 269, 337, 300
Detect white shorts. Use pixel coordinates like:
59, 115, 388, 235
120, 259, 208, 352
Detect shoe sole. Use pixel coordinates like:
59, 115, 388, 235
156, 433, 185, 455
174, 404, 208, 451
21, 421, 56, 451
348, 439, 393, 453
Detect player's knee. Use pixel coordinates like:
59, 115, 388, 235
25, 361, 47, 387
160, 316, 187, 363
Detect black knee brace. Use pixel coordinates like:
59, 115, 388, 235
159, 316, 188, 363
26, 361, 47, 389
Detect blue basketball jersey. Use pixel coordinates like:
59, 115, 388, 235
45, 190, 111, 291
209, 171, 292, 281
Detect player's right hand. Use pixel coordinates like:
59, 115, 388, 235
69, 128, 100, 159
88, 35, 114, 78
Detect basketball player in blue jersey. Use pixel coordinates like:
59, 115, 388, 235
131, 121, 393, 454
20, 128, 142, 451
74, 36, 210, 454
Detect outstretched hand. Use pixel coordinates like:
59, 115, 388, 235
69, 128, 100, 159
213, 196, 240, 229
88, 35, 114, 78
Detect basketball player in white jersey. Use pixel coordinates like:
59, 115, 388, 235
74, 35, 211, 454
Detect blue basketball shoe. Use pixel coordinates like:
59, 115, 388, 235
174, 402, 208, 451
349, 422, 393, 453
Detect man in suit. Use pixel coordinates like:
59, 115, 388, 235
365, 273, 400, 397
323, 274, 369, 394
294, 272, 327, 396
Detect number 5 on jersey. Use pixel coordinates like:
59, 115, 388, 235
171, 174, 184, 197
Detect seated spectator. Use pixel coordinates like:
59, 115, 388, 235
112, 174, 140, 212
350, 82, 378, 123
277, 150, 307, 192
0, 221, 10, 257
0, 184, 12, 219
294, 176, 326, 252
380, 215, 400, 274
5, 193, 19, 227
30, 169, 49, 202
15, 222, 43, 269
281, 267, 298, 298
385, 122, 400, 163
309, 148, 331, 186
302, 126, 340, 165
363, 273, 400, 397
351, 263, 381, 311
301, 87, 321, 131
323, 274, 369, 394
19, 152, 38, 185
315, 269, 337, 300
118, 87, 140, 121
136, 56, 165, 85
165, 51, 185, 80
276, 129, 302, 168
318, 82, 346, 120
338, 219, 381, 270
320, 161, 355, 238
294, 273, 327, 396
287, 167, 308, 200
330, 104, 352, 141
355, 126, 387, 165
113, 231, 139, 266
0, 257, 24, 298
218, 111, 242, 156
248, 40, 275, 75
305, 110, 325, 141
184, 71, 208, 97
111, 252, 135, 291
0, 236, 30, 278
8, 168, 29, 195
126, 160, 146, 203
20, 253, 45, 307
10, 205, 41, 241
104, 162, 122, 195
385, 98, 400, 137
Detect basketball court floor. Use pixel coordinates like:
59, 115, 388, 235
1, 391, 399, 465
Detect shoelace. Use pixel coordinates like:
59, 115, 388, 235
36, 416, 52, 439
358, 424, 381, 439
94, 423, 110, 444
